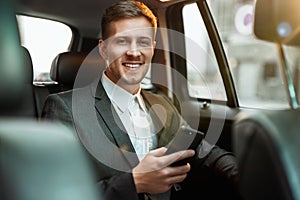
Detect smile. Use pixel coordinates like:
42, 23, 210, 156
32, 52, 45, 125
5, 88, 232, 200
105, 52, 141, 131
122, 62, 144, 69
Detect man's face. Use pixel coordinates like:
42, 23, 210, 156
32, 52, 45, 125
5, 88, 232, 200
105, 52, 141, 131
99, 16, 156, 92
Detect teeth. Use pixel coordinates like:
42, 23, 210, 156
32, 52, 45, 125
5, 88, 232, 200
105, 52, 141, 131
124, 63, 140, 68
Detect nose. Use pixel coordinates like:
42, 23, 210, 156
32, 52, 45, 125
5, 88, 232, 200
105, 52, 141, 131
126, 48, 141, 57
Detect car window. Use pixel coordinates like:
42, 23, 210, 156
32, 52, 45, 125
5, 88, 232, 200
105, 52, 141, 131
17, 15, 72, 83
207, 0, 290, 109
182, 3, 227, 101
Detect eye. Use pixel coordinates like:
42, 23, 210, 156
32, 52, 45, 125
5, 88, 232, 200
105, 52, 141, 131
138, 38, 151, 47
115, 37, 128, 45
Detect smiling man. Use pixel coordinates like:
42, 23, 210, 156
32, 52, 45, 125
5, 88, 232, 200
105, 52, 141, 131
99, 16, 155, 94
42, 1, 240, 200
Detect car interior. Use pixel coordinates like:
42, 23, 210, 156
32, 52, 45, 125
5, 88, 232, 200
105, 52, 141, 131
1, 0, 300, 199
233, 0, 300, 199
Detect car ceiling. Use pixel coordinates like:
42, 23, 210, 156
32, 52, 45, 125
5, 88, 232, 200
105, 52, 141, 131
13, 0, 176, 38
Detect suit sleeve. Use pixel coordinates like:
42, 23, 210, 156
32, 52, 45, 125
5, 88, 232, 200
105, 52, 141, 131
192, 141, 241, 199
155, 93, 241, 199
41, 94, 75, 130
158, 93, 240, 190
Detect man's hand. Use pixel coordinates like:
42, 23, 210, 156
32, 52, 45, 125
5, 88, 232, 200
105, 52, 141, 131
132, 147, 195, 194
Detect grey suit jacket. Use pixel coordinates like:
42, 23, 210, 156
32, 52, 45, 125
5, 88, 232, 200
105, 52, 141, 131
42, 79, 186, 200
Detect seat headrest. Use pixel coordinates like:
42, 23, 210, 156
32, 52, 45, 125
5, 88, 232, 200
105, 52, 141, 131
50, 51, 105, 87
233, 110, 300, 200
0, 0, 27, 110
0, 120, 102, 200
20, 46, 33, 83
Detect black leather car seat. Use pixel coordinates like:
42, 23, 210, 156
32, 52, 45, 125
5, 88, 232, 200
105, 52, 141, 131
0, 46, 37, 118
17, 46, 37, 117
0, 120, 101, 200
233, 110, 300, 200
33, 50, 105, 117
50, 50, 105, 91
0, 0, 102, 199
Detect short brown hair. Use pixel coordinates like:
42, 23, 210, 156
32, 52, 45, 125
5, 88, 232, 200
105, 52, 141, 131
101, 0, 157, 40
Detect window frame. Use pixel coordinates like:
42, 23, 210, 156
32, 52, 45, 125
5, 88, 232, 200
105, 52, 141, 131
166, 0, 238, 107
17, 15, 75, 83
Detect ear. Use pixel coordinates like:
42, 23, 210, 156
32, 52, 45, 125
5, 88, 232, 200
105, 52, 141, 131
98, 39, 108, 60
152, 40, 156, 55
152, 40, 156, 49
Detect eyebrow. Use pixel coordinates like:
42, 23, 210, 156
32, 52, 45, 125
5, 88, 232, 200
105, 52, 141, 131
113, 35, 152, 39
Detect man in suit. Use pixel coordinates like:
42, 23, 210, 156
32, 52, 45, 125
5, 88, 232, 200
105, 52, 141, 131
42, 1, 240, 199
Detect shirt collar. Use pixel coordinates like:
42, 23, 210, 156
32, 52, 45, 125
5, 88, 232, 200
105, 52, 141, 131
101, 71, 143, 113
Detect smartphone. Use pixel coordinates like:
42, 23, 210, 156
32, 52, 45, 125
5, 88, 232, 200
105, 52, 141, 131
165, 124, 204, 166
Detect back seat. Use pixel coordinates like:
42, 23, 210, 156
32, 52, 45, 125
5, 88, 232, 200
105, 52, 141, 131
0, 46, 38, 118
33, 50, 105, 118
50, 51, 105, 90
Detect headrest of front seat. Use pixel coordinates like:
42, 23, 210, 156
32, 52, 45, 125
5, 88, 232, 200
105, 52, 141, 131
233, 110, 300, 200
0, 120, 102, 200
50, 51, 105, 88
20, 46, 33, 83
0, 0, 27, 111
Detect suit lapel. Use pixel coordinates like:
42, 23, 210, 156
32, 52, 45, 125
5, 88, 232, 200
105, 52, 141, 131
92, 81, 139, 166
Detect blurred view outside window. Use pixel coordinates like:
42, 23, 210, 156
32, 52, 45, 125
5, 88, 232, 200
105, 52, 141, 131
207, 0, 295, 109
17, 15, 72, 82
183, 3, 227, 101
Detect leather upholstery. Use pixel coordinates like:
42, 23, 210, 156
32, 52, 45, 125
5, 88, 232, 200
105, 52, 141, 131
0, 120, 101, 200
50, 50, 105, 89
0, 46, 37, 117
0, 0, 102, 199
233, 110, 300, 200
0, 0, 26, 111
21, 46, 34, 83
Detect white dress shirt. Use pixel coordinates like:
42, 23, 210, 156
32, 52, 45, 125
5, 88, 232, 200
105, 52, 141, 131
101, 72, 157, 160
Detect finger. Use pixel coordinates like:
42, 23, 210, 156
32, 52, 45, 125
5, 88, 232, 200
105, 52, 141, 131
169, 163, 191, 176
164, 149, 195, 165
148, 146, 168, 156
167, 173, 188, 185
177, 149, 195, 159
